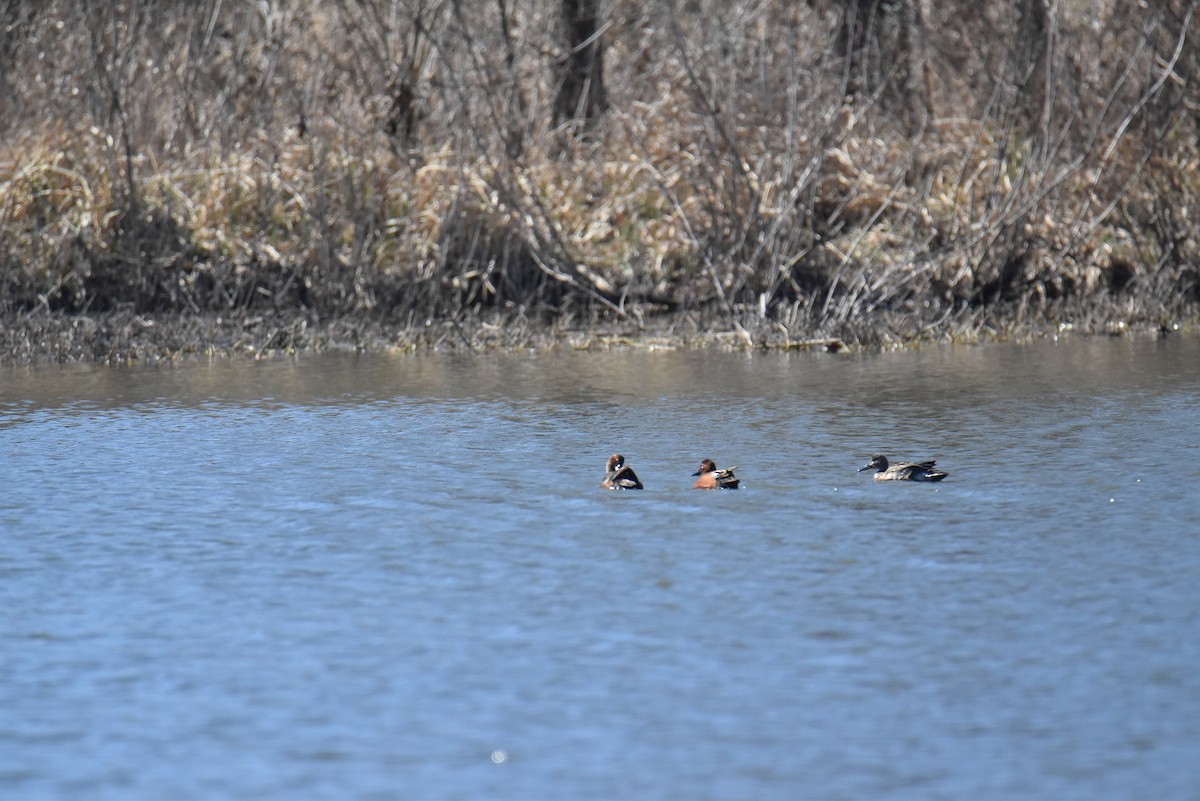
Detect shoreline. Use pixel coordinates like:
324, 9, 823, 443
3, 4, 1197, 370
2, 309, 1190, 367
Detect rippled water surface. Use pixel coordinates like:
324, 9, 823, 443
2, 336, 1199, 799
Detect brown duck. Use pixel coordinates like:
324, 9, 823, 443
692, 458, 740, 489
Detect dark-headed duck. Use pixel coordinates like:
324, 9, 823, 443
692, 458, 740, 489
858, 454, 947, 482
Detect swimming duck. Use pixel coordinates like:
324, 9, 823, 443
601, 454, 644, 490
692, 458, 740, 489
858, 454, 948, 482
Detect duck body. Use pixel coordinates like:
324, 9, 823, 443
859, 454, 947, 482
692, 458, 740, 489
601, 454, 644, 490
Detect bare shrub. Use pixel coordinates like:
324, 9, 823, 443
1, 0, 1197, 349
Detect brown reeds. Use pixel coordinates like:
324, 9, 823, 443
1, 0, 1197, 363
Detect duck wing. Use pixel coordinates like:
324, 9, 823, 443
612, 464, 644, 489
714, 467, 740, 488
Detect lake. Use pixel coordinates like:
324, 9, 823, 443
2, 335, 1198, 799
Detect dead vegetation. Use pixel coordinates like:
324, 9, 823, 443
1, 0, 1197, 363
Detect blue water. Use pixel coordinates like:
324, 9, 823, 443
2, 336, 1199, 799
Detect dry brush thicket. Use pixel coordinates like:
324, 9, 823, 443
1, 0, 1197, 358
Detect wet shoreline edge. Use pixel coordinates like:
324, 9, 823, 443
2, 309, 1191, 366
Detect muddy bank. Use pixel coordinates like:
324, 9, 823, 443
1, 306, 1189, 366
0, 310, 841, 365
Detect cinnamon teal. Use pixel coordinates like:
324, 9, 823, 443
601, 454, 644, 490
858, 454, 948, 482
692, 458, 740, 489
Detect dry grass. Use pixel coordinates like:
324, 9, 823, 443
1, 0, 1197, 362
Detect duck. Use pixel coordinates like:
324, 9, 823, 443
858, 454, 948, 482
601, 453, 644, 490
692, 458, 740, 489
